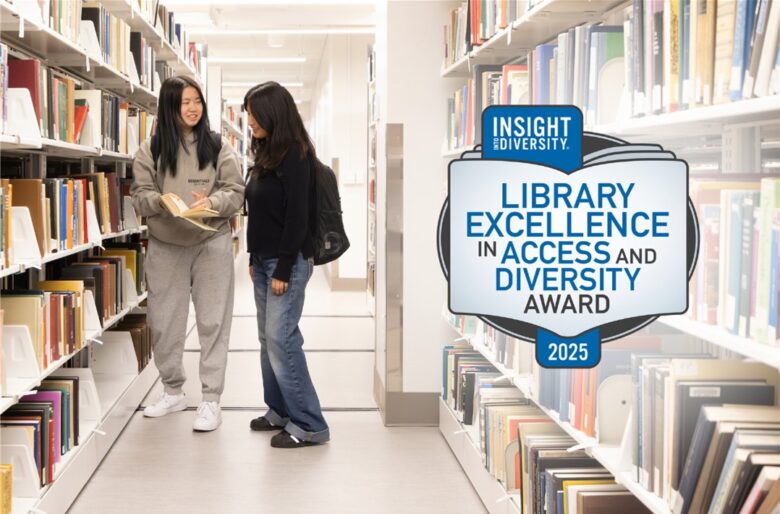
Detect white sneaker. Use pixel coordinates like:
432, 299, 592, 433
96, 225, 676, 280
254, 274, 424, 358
143, 392, 187, 418
193, 401, 221, 432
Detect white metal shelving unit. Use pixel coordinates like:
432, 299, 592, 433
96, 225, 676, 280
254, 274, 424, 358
0, 2, 194, 513
439, 398, 523, 514
443, 319, 675, 514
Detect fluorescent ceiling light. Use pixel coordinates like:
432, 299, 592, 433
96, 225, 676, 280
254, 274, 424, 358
226, 98, 304, 104
223, 82, 304, 88
164, 0, 373, 5
209, 57, 306, 64
189, 28, 375, 35
171, 13, 214, 26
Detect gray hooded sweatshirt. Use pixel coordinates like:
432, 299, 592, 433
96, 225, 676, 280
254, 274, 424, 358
131, 132, 245, 246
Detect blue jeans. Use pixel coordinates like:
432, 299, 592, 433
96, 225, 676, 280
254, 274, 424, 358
250, 253, 330, 443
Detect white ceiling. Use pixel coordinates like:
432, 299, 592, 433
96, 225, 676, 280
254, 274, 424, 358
160, 1, 376, 119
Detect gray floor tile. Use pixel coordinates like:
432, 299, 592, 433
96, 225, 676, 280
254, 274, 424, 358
69, 412, 485, 514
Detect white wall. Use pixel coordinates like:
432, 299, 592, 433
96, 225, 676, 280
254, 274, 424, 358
378, 0, 459, 393
310, 34, 372, 281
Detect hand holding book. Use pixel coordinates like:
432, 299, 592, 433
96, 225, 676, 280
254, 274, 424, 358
159, 192, 219, 231
159, 192, 218, 219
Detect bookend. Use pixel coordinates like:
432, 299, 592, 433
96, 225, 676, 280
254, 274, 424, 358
91, 331, 138, 376
5, 88, 41, 141
595, 374, 632, 445
78, 20, 102, 63
85, 201, 103, 247
124, 270, 139, 306
83, 290, 101, 339
0, 442, 40, 498
51, 368, 103, 440
11, 207, 42, 269
2, 325, 39, 395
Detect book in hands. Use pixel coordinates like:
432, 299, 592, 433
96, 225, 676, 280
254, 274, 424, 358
159, 193, 218, 232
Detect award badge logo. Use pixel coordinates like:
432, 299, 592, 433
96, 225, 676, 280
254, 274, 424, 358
437, 105, 699, 368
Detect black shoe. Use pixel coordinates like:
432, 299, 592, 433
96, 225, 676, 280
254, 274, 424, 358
249, 416, 282, 432
270, 430, 320, 448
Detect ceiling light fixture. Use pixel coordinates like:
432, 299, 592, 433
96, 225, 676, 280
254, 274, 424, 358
223, 82, 304, 88
163, 0, 374, 6
209, 57, 306, 64
189, 28, 375, 36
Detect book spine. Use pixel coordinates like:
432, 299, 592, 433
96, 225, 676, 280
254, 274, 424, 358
737, 193, 758, 336
726, 192, 745, 333
742, 0, 769, 98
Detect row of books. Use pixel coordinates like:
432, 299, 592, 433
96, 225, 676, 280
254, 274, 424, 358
623, 0, 780, 117
224, 104, 244, 132
81, 4, 135, 77
534, 349, 780, 513
4, 58, 157, 152
0, 252, 141, 374
443, 344, 654, 513
449, 315, 780, 514
0, 315, 152, 490
0, 174, 132, 259
187, 42, 206, 78
129, 31, 158, 91
443, 0, 532, 68
444, 1, 780, 149
9, 0, 84, 46
130, 0, 158, 25
1, 375, 84, 487
222, 130, 243, 156
157, 3, 194, 67
690, 177, 780, 344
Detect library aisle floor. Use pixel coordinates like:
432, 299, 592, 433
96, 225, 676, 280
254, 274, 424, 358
68, 253, 486, 514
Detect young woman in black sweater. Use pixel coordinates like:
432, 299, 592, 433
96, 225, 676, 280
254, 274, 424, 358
243, 82, 329, 448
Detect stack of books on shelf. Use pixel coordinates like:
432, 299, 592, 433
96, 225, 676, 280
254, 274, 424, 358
443, 0, 533, 68
2, 55, 156, 153
81, 2, 134, 77
0, 243, 146, 361
0, 173, 145, 274
156, 2, 201, 72
444, 0, 780, 151
444, 313, 780, 513
1, 375, 85, 486
129, 31, 158, 91
10, 0, 84, 45
689, 176, 780, 344
0, 309, 152, 494
221, 103, 244, 154
444, 342, 655, 513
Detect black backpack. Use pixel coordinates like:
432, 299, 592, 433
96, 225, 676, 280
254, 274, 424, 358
308, 157, 350, 265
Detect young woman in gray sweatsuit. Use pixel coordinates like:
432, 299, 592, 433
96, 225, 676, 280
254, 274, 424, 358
131, 76, 245, 432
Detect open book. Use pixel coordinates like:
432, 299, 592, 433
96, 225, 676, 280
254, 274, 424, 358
160, 193, 219, 231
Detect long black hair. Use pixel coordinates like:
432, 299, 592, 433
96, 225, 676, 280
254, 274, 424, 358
243, 81, 315, 177
151, 76, 220, 176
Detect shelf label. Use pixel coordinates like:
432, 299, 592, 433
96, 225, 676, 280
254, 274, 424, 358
438, 105, 699, 369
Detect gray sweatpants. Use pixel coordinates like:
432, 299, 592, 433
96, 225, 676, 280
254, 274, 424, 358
145, 230, 234, 402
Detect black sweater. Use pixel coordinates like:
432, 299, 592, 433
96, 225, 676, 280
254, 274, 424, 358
246, 151, 313, 281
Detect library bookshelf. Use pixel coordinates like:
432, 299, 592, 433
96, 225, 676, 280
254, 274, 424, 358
435, 0, 780, 513
0, 1, 213, 512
